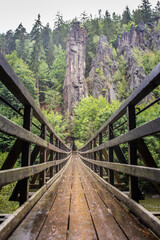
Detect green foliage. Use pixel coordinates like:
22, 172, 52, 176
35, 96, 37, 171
6, 51, 37, 99
72, 96, 120, 144
42, 109, 70, 140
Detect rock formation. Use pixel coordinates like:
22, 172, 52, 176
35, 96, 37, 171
119, 45, 146, 91
88, 36, 118, 102
63, 22, 88, 115
117, 22, 160, 50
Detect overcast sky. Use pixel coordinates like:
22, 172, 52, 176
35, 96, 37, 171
0, 0, 158, 33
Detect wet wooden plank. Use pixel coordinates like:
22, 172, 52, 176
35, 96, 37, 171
83, 162, 157, 240
7, 159, 71, 240
37, 159, 73, 240
69, 155, 97, 240
78, 159, 127, 240
79, 158, 160, 239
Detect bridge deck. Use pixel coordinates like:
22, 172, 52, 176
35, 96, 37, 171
8, 153, 157, 240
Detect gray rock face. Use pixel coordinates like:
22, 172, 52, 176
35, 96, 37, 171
119, 46, 146, 91
117, 22, 160, 50
88, 36, 118, 102
63, 22, 88, 114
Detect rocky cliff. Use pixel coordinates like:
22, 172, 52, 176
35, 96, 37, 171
63, 22, 88, 115
87, 35, 118, 102
117, 22, 160, 50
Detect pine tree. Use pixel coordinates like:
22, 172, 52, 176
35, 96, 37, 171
15, 23, 26, 59
122, 6, 131, 24
30, 14, 44, 103
41, 23, 54, 68
140, 0, 152, 22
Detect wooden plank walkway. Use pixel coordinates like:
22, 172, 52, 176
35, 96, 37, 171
8, 153, 157, 240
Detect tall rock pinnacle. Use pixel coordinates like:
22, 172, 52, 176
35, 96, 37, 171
63, 22, 88, 115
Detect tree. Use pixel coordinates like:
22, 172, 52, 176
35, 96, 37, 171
15, 23, 27, 60
122, 6, 132, 24
140, 0, 152, 22
5, 30, 16, 54
132, 8, 143, 24
41, 23, 54, 68
30, 14, 44, 102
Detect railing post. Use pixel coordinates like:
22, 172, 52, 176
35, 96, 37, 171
19, 105, 33, 205
56, 138, 59, 173
50, 133, 54, 178
99, 132, 103, 178
94, 138, 97, 173
39, 124, 47, 188
127, 105, 139, 202
108, 124, 114, 185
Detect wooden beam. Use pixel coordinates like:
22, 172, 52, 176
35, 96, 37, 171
0, 139, 22, 170
0, 156, 70, 187
79, 155, 160, 183
19, 106, 33, 205
80, 117, 160, 154
108, 124, 114, 185
127, 105, 139, 202
39, 125, 47, 188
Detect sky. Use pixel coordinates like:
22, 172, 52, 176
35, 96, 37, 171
0, 0, 158, 33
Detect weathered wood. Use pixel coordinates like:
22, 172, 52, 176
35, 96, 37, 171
80, 117, 160, 154
108, 124, 114, 185
102, 149, 122, 184
99, 132, 103, 178
79, 158, 160, 238
49, 133, 54, 178
0, 157, 71, 240
19, 105, 33, 205
0, 114, 48, 148
127, 105, 139, 202
0, 156, 70, 187
39, 124, 47, 188
84, 164, 156, 240
0, 139, 22, 170
79, 155, 160, 183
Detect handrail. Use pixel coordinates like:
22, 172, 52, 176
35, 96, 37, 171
0, 53, 71, 209
0, 154, 71, 187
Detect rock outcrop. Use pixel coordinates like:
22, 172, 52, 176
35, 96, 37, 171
119, 45, 146, 91
117, 22, 160, 50
63, 22, 88, 115
88, 36, 118, 102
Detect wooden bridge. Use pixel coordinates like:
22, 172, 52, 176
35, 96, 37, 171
0, 52, 160, 239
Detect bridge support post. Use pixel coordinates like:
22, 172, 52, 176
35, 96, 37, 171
99, 132, 103, 178
19, 105, 33, 205
127, 105, 139, 202
94, 138, 97, 173
108, 124, 114, 185
56, 139, 59, 173
39, 124, 47, 188
50, 133, 54, 178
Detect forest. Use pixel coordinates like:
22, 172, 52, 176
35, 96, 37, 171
0, 1, 160, 171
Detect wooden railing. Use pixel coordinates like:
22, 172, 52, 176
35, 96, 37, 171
0, 53, 71, 239
78, 62, 160, 238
